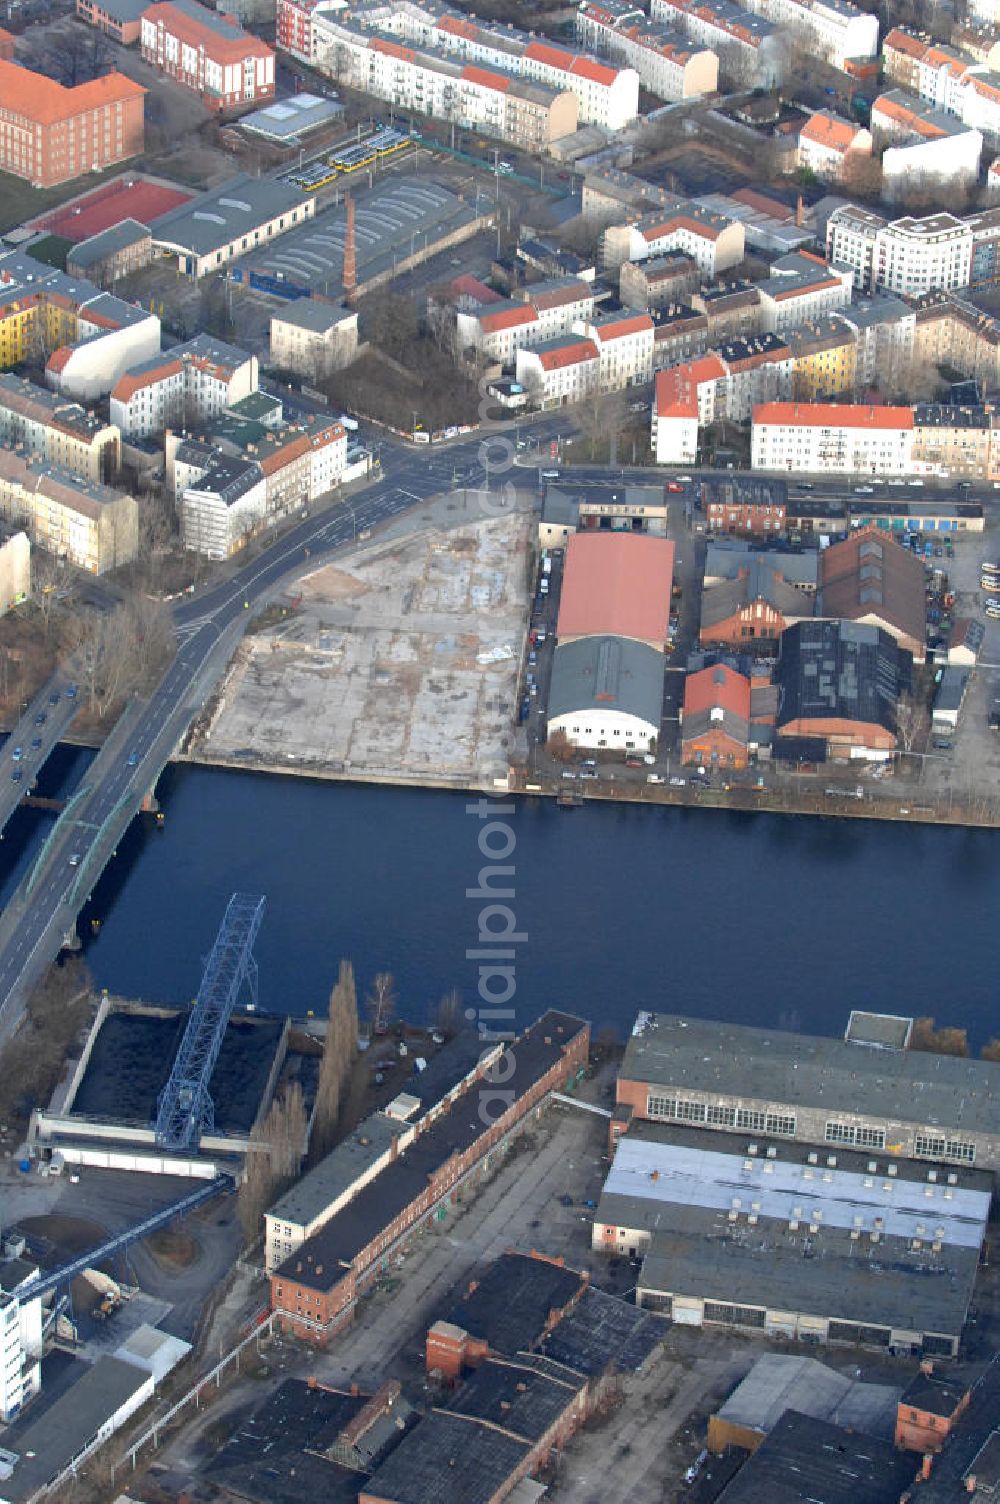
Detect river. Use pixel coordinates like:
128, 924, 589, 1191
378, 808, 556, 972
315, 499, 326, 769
1, 749, 995, 1048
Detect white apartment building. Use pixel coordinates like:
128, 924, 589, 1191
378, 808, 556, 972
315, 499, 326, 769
516, 335, 600, 405
826, 205, 974, 296
797, 110, 873, 180
884, 28, 1000, 142
575, 311, 655, 389
872, 89, 983, 199
0, 1261, 42, 1423
575, 1, 718, 101
457, 300, 541, 364
601, 204, 745, 277
757, 252, 854, 333
751, 401, 915, 476
516, 277, 596, 338
44, 296, 161, 404
251, 417, 348, 511
652, 354, 726, 464
311, 2, 638, 129
836, 296, 915, 386
968, 0, 1000, 27
650, 0, 785, 85
181, 455, 267, 558
0, 530, 30, 617
110, 335, 258, 439
742, 0, 877, 70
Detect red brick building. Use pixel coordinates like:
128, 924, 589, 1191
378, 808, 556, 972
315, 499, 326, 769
140, 0, 274, 113
681, 664, 751, 768
0, 26, 15, 60
0, 61, 145, 188
271, 1012, 590, 1345
699, 558, 811, 649
895, 1364, 973, 1454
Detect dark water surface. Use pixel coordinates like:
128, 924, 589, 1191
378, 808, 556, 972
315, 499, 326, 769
2, 757, 991, 1046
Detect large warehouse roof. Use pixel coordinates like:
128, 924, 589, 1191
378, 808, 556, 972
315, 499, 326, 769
548, 634, 664, 727
150, 174, 306, 258
556, 533, 674, 646
714, 1354, 902, 1442
236, 178, 482, 296
621, 1012, 1000, 1137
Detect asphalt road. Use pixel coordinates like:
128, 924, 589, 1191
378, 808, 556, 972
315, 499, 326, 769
0, 673, 78, 842
0, 419, 566, 1028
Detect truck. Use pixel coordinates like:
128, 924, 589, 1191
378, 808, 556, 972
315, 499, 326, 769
542, 557, 552, 577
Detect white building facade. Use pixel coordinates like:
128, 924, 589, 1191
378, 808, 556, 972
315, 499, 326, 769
826, 205, 975, 296
751, 401, 915, 475
0, 1267, 42, 1423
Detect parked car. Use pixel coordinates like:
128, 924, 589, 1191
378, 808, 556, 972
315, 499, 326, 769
669, 776, 686, 787
647, 773, 665, 784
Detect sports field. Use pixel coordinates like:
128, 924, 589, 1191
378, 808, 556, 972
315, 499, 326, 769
35, 176, 192, 241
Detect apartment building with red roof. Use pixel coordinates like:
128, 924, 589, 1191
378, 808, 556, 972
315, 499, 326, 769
871, 89, 983, 198
652, 354, 726, 464
752, 401, 915, 476
575, 2, 718, 102
649, 0, 785, 86
110, 333, 257, 438
140, 0, 274, 111
515, 335, 600, 406
797, 109, 873, 181
601, 203, 745, 278
0, 59, 145, 187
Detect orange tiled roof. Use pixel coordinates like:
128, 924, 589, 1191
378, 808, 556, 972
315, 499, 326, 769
800, 110, 862, 152
111, 358, 183, 401
754, 401, 914, 429
594, 313, 653, 341
478, 303, 537, 334
642, 213, 720, 243
45, 347, 74, 374
655, 355, 725, 418
370, 36, 415, 61
683, 663, 750, 719
873, 93, 948, 138
883, 26, 927, 59
0, 58, 145, 124
461, 62, 509, 92
535, 338, 598, 371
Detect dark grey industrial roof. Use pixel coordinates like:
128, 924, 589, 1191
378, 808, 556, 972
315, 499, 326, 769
83, 0, 147, 21
537, 1285, 663, 1377
151, 173, 305, 257
442, 1252, 586, 1355
444, 1357, 581, 1443
900, 1366, 974, 1418
715, 1411, 916, 1504
185, 456, 263, 506
776, 620, 907, 737
1, 1357, 150, 1503
934, 667, 970, 714
239, 178, 480, 296
275, 1013, 587, 1290
701, 560, 811, 631
268, 1112, 401, 1227
916, 1355, 1000, 1502
715, 1355, 902, 1441
363, 1411, 530, 1504
204, 1378, 396, 1504
704, 541, 819, 590
402, 1029, 492, 1115
67, 219, 151, 269
700, 475, 788, 509
548, 635, 664, 726
621, 1012, 1000, 1137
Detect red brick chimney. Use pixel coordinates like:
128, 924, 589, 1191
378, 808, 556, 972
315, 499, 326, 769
343, 191, 357, 303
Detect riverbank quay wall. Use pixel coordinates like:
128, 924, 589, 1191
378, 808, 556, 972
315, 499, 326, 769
616, 1012, 1000, 1174
270, 1012, 590, 1345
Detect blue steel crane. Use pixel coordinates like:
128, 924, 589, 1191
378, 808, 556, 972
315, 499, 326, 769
154, 892, 266, 1149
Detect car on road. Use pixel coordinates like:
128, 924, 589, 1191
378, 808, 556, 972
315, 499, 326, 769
908, 478, 924, 487
579, 768, 598, 779
10, 770, 22, 783
959, 480, 973, 489
11, 746, 22, 761
68, 853, 81, 866
126, 751, 139, 766
34, 713, 46, 726
30, 737, 41, 750
48, 692, 60, 705
987, 604, 1000, 620
561, 770, 577, 780
625, 755, 643, 768
669, 776, 686, 786
983, 562, 1000, 574
66, 684, 77, 699
666, 481, 683, 492
647, 773, 665, 784
497, 160, 514, 175
541, 469, 560, 480
643, 753, 656, 765
853, 485, 874, 495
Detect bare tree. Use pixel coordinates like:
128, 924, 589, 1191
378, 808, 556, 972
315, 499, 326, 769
435, 988, 462, 1039
71, 594, 174, 719
366, 971, 397, 1035
238, 1083, 307, 1244
910, 1017, 970, 1057
311, 959, 358, 1158
895, 694, 923, 755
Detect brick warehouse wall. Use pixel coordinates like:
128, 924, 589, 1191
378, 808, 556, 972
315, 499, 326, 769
272, 1018, 590, 1343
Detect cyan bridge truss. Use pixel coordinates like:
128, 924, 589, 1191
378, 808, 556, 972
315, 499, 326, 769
154, 892, 266, 1149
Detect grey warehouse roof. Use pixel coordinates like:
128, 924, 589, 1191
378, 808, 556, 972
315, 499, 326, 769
240, 93, 344, 141
268, 1111, 401, 1227
715, 1411, 917, 1504
622, 1012, 1000, 1136
151, 173, 306, 258
238, 178, 480, 296
272, 298, 355, 333
548, 634, 664, 725
0, 1357, 150, 1503
67, 218, 151, 269
715, 1354, 901, 1441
